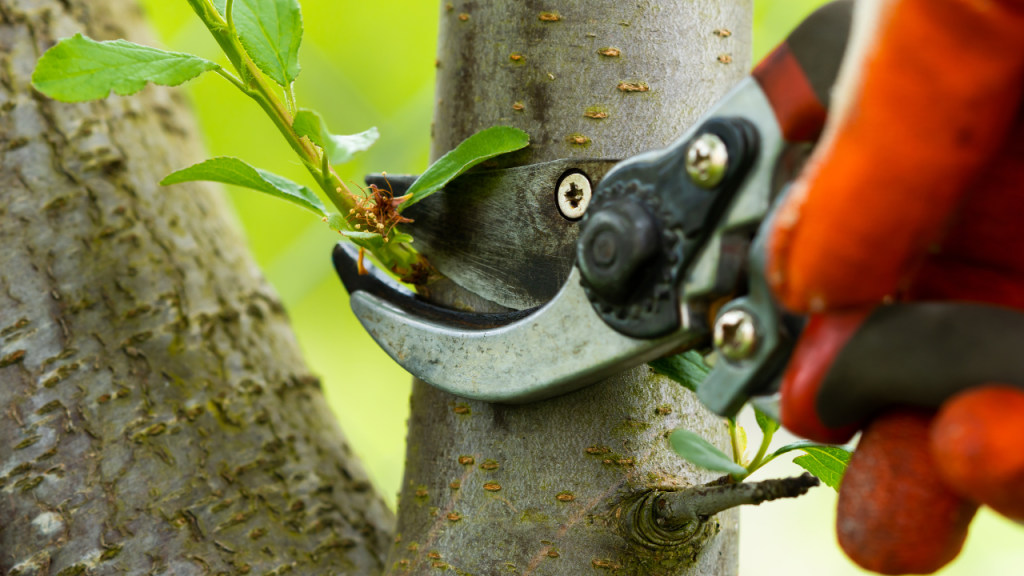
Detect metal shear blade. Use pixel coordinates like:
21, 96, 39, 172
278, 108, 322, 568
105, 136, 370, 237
335, 76, 795, 406
333, 242, 700, 403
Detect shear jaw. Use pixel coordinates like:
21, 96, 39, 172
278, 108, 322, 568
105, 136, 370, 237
335, 243, 700, 404
336, 78, 788, 405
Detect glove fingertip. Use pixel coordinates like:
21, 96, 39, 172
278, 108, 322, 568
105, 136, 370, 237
838, 409, 977, 575
931, 385, 1024, 522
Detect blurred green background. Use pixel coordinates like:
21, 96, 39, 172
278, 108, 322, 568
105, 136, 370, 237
139, 1, 1023, 573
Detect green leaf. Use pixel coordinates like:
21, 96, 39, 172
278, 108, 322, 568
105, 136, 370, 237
769, 441, 852, 492
768, 440, 843, 459
669, 429, 749, 477
341, 230, 384, 251
794, 446, 851, 491
736, 426, 748, 463
292, 109, 378, 165
326, 213, 346, 231
391, 233, 415, 244
649, 351, 709, 393
755, 408, 780, 436
161, 157, 325, 216
232, 0, 303, 86
402, 126, 530, 210
31, 33, 219, 103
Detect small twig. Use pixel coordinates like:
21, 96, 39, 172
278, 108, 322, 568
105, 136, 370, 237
321, 148, 331, 192
287, 82, 298, 115
653, 473, 820, 529
225, 0, 236, 33
214, 67, 247, 93
747, 422, 776, 472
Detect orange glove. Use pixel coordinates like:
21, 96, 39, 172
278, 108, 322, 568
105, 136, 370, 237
766, 0, 1024, 573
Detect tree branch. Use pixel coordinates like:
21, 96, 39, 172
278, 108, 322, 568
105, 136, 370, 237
654, 473, 821, 529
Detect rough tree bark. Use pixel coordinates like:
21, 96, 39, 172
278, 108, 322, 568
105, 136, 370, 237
0, 1, 392, 574
387, 2, 752, 576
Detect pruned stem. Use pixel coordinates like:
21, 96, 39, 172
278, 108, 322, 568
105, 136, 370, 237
653, 473, 820, 529
190, 0, 423, 276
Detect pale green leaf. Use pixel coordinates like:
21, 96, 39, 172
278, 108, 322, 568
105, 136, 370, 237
293, 109, 378, 165
649, 350, 709, 393
31, 34, 219, 103
402, 126, 530, 210
770, 441, 852, 492
232, 0, 303, 85
768, 440, 847, 459
669, 429, 748, 477
341, 230, 384, 251
161, 157, 325, 216
391, 233, 414, 244
755, 408, 780, 436
794, 446, 851, 491
326, 213, 346, 231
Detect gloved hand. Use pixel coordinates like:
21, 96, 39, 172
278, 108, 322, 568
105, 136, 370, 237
765, 0, 1024, 573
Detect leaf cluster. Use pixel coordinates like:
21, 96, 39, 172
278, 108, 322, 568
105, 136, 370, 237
656, 352, 853, 491
31, 0, 528, 282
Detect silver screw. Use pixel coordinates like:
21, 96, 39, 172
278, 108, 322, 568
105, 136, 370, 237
714, 309, 759, 362
557, 172, 592, 220
685, 133, 729, 189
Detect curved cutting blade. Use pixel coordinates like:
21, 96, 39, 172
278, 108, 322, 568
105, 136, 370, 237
371, 158, 619, 310
333, 243, 700, 403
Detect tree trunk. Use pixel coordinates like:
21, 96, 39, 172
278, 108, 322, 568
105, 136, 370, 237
0, 1, 391, 574
387, 2, 751, 575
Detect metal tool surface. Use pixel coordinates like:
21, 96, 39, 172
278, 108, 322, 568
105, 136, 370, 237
334, 243, 699, 403
335, 1, 861, 410
392, 159, 620, 310
335, 76, 785, 403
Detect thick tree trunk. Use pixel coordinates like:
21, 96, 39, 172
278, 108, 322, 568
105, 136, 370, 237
387, 2, 751, 575
0, 1, 391, 574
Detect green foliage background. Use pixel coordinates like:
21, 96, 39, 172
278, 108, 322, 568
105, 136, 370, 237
139, 1, 1023, 573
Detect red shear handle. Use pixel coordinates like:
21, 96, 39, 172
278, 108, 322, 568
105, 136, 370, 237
781, 303, 1024, 444
753, 0, 853, 142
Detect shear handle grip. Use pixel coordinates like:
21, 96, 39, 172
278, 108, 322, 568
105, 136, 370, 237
753, 0, 854, 142
817, 302, 1024, 428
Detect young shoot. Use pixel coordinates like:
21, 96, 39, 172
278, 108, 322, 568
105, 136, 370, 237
30, 0, 528, 283
652, 350, 853, 490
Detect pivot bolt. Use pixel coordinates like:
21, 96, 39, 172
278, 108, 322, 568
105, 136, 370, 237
685, 133, 729, 189
577, 200, 660, 304
557, 172, 592, 220
714, 309, 759, 362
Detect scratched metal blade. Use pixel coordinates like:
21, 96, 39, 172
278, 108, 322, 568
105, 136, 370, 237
366, 158, 619, 310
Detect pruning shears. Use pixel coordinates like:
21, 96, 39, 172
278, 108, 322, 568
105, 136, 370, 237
333, 0, 1024, 426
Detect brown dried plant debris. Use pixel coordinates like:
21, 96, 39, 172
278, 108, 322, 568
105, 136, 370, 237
344, 178, 412, 239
